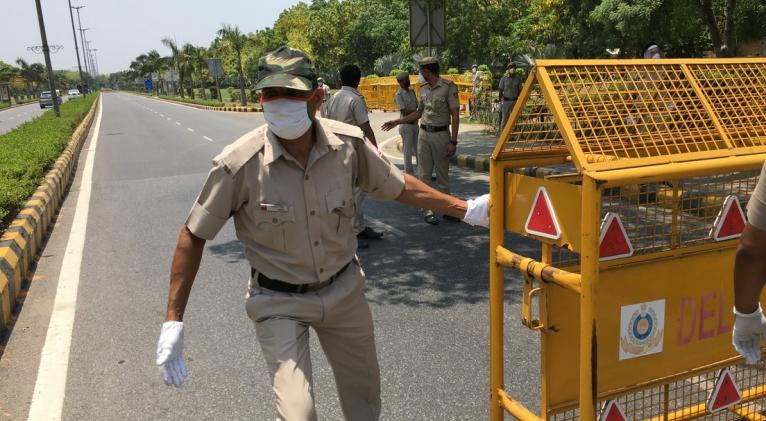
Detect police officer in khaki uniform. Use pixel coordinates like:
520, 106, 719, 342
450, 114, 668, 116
732, 162, 766, 364
317, 77, 332, 117
498, 63, 522, 132
394, 71, 419, 175
155, 46, 491, 420
382, 57, 459, 225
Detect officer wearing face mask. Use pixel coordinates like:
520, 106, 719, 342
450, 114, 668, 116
155, 46, 491, 421
394, 71, 418, 175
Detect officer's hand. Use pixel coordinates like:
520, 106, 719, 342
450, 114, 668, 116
156, 321, 188, 386
462, 194, 490, 228
733, 306, 766, 364
446, 142, 457, 157
381, 120, 398, 131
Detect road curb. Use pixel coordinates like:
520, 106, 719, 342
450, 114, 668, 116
135, 93, 262, 112
0, 94, 100, 336
395, 137, 491, 173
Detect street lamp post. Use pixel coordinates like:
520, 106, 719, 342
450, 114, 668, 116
91, 48, 99, 88
67, 0, 85, 92
73, 6, 89, 91
34, 0, 60, 117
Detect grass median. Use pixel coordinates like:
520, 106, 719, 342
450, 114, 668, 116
159, 95, 224, 108
0, 93, 97, 232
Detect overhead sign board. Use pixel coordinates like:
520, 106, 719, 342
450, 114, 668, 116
207, 58, 223, 78
409, 0, 446, 47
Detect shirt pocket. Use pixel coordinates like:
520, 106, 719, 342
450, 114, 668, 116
250, 205, 296, 251
325, 188, 355, 234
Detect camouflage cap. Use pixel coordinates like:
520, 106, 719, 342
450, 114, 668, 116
395, 71, 410, 81
255, 46, 316, 91
418, 56, 439, 66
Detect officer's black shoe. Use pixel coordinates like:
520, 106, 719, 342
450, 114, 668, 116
357, 240, 370, 249
443, 214, 461, 223
357, 227, 384, 239
424, 214, 439, 225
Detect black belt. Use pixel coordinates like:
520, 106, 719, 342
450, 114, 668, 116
251, 261, 353, 294
503, 97, 518, 101
419, 124, 448, 133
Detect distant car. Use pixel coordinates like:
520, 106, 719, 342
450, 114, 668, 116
38, 91, 62, 108
68, 89, 82, 97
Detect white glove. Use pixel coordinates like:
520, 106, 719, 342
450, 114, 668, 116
156, 321, 187, 386
732, 306, 766, 364
463, 194, 490, 228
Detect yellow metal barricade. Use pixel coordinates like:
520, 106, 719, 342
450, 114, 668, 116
489, 58, 766, 420
358, 75, 474, 112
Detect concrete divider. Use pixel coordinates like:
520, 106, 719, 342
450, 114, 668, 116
0, 94, 100, 335
135, 93, 262, 112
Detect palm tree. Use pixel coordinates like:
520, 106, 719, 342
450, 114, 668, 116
130, 50, 164, 95
15, 58, 44, 94
216, 24, 249, 106
183, 45, 209, 100
161, 37, 185, 98
181, 43, 199, 99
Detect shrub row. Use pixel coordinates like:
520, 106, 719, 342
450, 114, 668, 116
0, 93, 97, 231
159, 95, 224, 108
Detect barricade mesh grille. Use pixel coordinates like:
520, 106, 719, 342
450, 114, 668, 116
502, 82, 567, 153
687, 63, 766, 149
544, 64, 726, 162
546, 362, 766, 420
600, 171, 758, 255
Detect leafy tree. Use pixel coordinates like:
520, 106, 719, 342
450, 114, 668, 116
217, 24, 250, 106
161, 37, 185, 97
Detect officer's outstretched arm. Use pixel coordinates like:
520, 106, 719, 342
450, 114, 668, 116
381, 109, 422, 131
735, 224, 766, 313
165, 225, 206, 322
395, 174, 467, 219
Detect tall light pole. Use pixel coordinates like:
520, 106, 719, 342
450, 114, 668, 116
67, 0, 85, 92
73, 6, 89, 90
34, 0, 60, 117
91, 48, 99, 88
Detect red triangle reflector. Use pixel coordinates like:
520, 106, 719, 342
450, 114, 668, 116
525, 187, 561, 239
707, 368, 742, 413
599, 213, 634, 261
711, 195, 746, 241
600, 400, 628, 421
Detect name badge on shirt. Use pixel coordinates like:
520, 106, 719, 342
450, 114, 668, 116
260, 203, 288, 212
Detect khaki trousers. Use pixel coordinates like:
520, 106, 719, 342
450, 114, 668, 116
398, 123, 419, 175
500, 99, 516, 133
246, 261, 381, 421
418, 130, 451, 215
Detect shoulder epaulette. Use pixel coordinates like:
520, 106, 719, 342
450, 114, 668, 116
212, 126, 267, 175
316, 117, 364, 140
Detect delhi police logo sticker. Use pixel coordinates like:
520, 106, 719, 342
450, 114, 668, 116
619, 299, 665, 360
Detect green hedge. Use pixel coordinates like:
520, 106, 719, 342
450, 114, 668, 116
0, 93, 97, 231
159, 95, 224, 108
0, 103, 9, 111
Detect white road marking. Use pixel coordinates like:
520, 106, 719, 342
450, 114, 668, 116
27, 95, 103, 421
166, 117, 171, 121
175, 121, 181, 126
365, 216, 407, 237
154, 111, 158, 114
203, 135, 213, 142
186, 127, 194, 132
159, 113, 164, 117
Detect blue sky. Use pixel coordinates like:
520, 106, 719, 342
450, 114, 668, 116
2, 0, 303, 74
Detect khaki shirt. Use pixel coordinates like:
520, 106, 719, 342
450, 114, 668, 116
498, 74, 522, 101
417, 78, 459, 126
326, 86, 369, 126
185, 118, 405, 284
748, 162, 766, 231
394, 88, 418, 117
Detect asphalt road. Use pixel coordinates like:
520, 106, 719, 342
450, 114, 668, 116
0, 92, 539, 420
0, 97, 73, 136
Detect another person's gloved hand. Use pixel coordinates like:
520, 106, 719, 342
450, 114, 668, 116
156, 321, 187, 386
733, 306, 766, 364
463, 194, 490, 228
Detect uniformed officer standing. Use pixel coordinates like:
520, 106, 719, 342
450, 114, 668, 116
497, 63, 522, 132
154, 46, 491, 420
732, 162, 766, 364
394, 71, 419, 175
382, 57, 460, 225
317, 77, 332, 117
471, 64, 483, 109
326, 64, 383, 246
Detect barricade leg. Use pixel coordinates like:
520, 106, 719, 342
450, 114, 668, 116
579, 175, 601, 420
489, 159, 506, 421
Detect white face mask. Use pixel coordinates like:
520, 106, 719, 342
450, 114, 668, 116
262, 98, 313, 140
